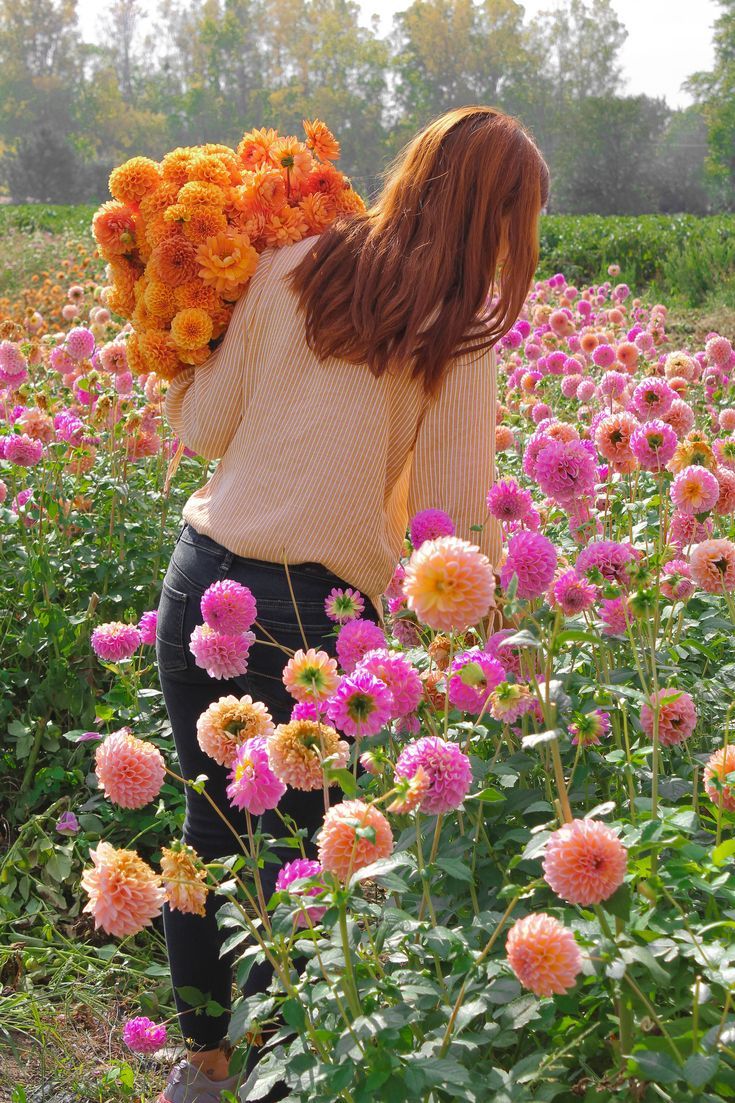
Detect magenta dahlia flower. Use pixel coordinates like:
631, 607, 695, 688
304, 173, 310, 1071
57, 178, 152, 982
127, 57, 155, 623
66, 326, 96, 362
226, 736, 286, 814
394, 736, 472, 815
575, 540, 638, 586
356, 648, 423, 717
409, 508, 455, 547
550, 570, 598, 615
274, 858, 327, 927
137, 610, 158, 645
630, 420, 677, 472
448, 647, 505, 714
324, 587, 365, 623
123, 1017, 167, 1054
189, 624, 256, 679
335, 618, 387, 673
632, 377, 676, 420
486, 479, 534, 524
5, 434, 43, 467
534, 439, 597, 506
326, 669, 394, 738
200, 579, 257, 634
91, 621, 142, 662
500, 531, 557, 600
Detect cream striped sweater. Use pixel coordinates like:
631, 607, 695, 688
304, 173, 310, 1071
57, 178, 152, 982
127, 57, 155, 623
164, 236, 501, 620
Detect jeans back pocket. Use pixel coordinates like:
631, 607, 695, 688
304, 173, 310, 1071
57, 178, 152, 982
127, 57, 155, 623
156, 580, 189, 673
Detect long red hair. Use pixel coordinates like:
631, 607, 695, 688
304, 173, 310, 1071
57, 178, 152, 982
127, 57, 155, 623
289, 106, 549, 397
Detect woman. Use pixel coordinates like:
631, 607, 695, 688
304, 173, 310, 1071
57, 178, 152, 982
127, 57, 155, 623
156, 105, 549, 1102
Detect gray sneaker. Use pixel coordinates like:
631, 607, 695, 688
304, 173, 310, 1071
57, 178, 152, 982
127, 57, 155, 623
157, 1059, 239, 1103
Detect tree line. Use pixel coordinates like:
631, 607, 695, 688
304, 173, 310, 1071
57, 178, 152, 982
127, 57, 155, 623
0, 0, 732, 214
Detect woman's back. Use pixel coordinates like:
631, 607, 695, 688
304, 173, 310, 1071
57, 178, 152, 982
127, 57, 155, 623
164, 235, 499, 616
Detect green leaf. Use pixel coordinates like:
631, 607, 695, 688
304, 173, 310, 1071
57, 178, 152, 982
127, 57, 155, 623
629, 1050, 682, 1084
281, 998, 306, 1032
435, 857, 474, 883
324, 766, 357, 797
175, 985, 210, 1008
712, 839, 735, 867
601, 883, 631, 921
684, 1054, 719, 1090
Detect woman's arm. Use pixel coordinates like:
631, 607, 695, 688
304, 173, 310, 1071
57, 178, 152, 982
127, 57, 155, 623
406, 345, 501, 570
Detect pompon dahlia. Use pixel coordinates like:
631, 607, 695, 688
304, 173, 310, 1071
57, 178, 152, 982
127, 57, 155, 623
335, 619, 387, 673
91, 621, 142, 661
268, 719, 349, 790
568, 709, 611, 747
575, 540, 638, 586
65, 326, 96, 362
189, 624, 255, 679
404, 535, 495, 632
489, 681, 537, 724
594, 412, 638, 473
94, 729, 165, 809
275, 858, 327, 927
197, 694, 274, 767
6, 434, 43, 467
599, 596, 631, 636
324, 587, 365, 623
486, 479, 534, 524
534, 439, 597, 506
550, 570, 598, 615
409, 508, 455, 547
448, 648, 506, 713
317, 799, 394, 881
200, 579, 257, 634
671, 465, 720, 516
660, 559, 695, 602
226, 736, 286, 815
161, 841, 209, 917
484, 629, 523, 678
630, 420, 678, 472
356, 648, 423, 718
326, 669, 394, 738
137, 610, 158, 645
123, 1017, 167, 1054
543, 819, 627, 904
632, 376, 676, 420
690, 539, 735, 593
506, 913, 583, 997
500, 531, 557, 601
704, 745, 735, 812
81, 842, 165, 937
394, 736, 472, 814
283, 647, 341, 701
670, 510, 713, 550
640, 688, 697, 746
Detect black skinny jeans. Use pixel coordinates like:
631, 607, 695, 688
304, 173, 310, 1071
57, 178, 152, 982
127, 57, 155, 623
156, 522, 381, 1051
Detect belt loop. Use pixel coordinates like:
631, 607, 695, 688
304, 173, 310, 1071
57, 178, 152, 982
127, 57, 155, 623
221, 550, 234, 573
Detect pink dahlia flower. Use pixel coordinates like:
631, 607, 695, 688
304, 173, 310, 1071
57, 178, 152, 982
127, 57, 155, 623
704, 745, 735, 812
550, 570, 597, 615
326, 669, 394, 738
484, 629, 523, 678
715, 468, 735, 515
660, 559, 695, 602
394, 736, 472, 815
506, 913, 582, 997
226, 736, 286, 815
575, 540, 638, 586
335, 618, 387, 673
275, 858, 327, 926
689, 538, 735, 593
630, 420, 677, 472
632, 377, 676, 420
671, 465, 720, 516
591, 344, 616, 368
534, 440, 596, 506
123, 1017, 167, 1054
543, 819, 627, 905
404, 535, 495, 633
356, 648, 423, 717
66, 326, 96, 361
137, 610, 158, 645
200, 579, 257, 634
91, 621, 142, 662
81, 842, 165, 937
409, 508, 455, 547
599, 596, 631, 636
599, 370, 628, 400
670, 511, 713, 550
6, 434, 43, 467
500, 531, 557, 600
95, 728, 165, 809
324, 587, 365, 623
189, 624, 255, 679
663, 399, 696, 439
486, 479, 534, 524
640, 688, 696, 746
568, 709, 611, 747
448, 648, 505, 713
0, 340, 29, 385
317, 799, 394, 881
706, 335, 733, 367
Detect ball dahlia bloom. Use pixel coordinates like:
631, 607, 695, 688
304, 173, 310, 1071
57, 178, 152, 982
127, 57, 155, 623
326, 669, 394, 738
500, 531, 557, 601
575, 540, 638, 586
671, 465, 720, 517
486, 479, 534, 524
226, 736, 287, 815
123, 1017, 167, 1054
197, 694, 274, 767
356, 648, 423, 718
268, 719, 349, 790
630, 420, 677, 472
632, 376, 676, 420
161, 841, 209, 917
275, 858, 327, 927
317, 799, 394, 881
324, 587, 365, 623
670, 510, 713, 550
335, 619, 387, 672
6, 434, 43, 467
189, 624, 255, 679
404, 535, 495, 633
448, 648, 506, 713
394, 736, 472, 815
506, 913, 582, 997
534, 439, 597, 506
704, 745, 735, 812
568, 709, 611, 747
409, 508, 456, 547
543, 818, 627, 905
640, 688, 697, 747
660, 559, 695, 603
283, 647, 341, 701
690, 539, 735, 593
91, 621, 142, 662
200, 579, 257, 634
94, 729, 165, 809
550, 570, 598, 615
137, 610, 158, 645
66, 326, 96, 362
81, 842, 166, 937
594, 412, 638, 473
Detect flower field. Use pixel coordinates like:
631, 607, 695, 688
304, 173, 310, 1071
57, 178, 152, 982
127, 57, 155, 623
2, 214, 735, 1103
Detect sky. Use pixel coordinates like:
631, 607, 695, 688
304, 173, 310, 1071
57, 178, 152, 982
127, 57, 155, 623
75, 0, 717, 110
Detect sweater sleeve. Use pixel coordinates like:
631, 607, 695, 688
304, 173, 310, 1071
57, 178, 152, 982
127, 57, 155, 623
406, 345, 501, 569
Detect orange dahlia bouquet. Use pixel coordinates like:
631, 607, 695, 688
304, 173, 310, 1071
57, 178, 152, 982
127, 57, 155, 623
91, 120, 363, 381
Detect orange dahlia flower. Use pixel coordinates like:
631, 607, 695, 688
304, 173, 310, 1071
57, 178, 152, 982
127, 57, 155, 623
237, 127, 279, 171
144, 281, 178, 321
271, 137, 314, 187
177, 180, 227, 210
264, 206, 308, 248
93, 201, 137, 257
170, 307, 213, 350
182, 205, 228, 244
108, 156, 161, 205
317, 799, 393, 882
174, 279, 220, 313
150, 236, 200, 287
81, 842, 165, 938
161, 842, 209, 917
197, 232, 258, 297
303, 118, 341, 163
300, 193, 335, 234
